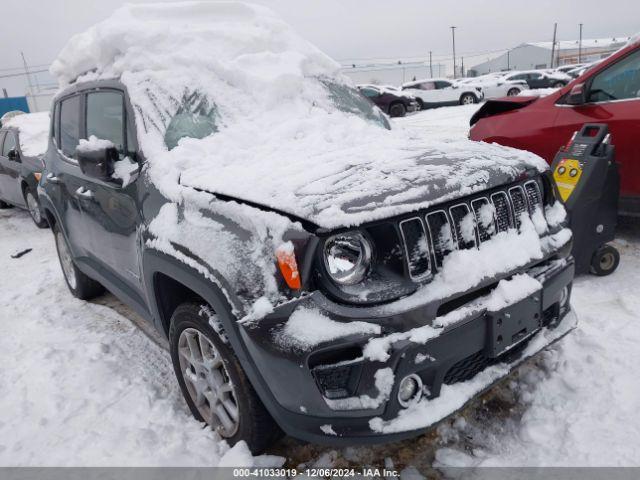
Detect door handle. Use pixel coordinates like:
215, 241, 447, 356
75, 186, 95, 200
46, 173, 61, 184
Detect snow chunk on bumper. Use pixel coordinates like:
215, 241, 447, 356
278, 308, 381, 349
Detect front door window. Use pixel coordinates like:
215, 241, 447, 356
588, 50, 640, 103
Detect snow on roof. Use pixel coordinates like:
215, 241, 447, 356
50, 1, 338, 87
2, 112, 50, 157
402, 78, 450, 87
528, 36, 632, 51
51, 2, 546, 229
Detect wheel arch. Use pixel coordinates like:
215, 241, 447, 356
142, 249, 287, 432
142, 249, 243, 342
460, 91, 478, 103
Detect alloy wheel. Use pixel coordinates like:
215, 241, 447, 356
178, 327, 240, 437
26, 192, 41, 224
55, 231, 77, 289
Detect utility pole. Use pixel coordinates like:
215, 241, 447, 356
507, 50, 510, 70
451, 26, 457, 78
461, 57, 465, 77
429, 51, 433, 78
579, 23, 583, 63
550, 23, 558, 69
21, 51, 38, 111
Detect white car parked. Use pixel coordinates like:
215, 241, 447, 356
401, 78, 483, 109
455, 75, 527, 99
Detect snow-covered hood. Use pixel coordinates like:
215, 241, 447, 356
50, 1, 548, 230
180, 138, 546, 229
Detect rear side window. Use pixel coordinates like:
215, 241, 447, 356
2, 132, 17, 156
86, 91, 125, 154
59, 95, 80, 158
589, 49, 640, 103
360, 88, 378, 98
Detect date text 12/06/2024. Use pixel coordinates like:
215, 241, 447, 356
233, 468, 400, 477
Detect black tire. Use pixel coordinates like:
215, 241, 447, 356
415, 98, 425, 110
169, 302, 281, 453
460, 93, 477, 105
590, 244, 620, 276
388, 102, 407, 118
507, 88, 521, 96
24, 188, 48, 229
53, 223, 105, 299
0, 199, 13, 209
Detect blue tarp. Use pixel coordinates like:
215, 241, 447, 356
0, 97, 30, 117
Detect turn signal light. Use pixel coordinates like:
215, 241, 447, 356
276, 243, 301, 290
34, 172, 42, 182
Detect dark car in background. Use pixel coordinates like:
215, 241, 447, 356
0, 112, 50, 228
501, 70, 570, 89
357, 84, 419, 117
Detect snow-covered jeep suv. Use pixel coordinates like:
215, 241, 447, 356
39, 2, 577, 452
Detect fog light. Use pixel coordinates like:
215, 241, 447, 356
559, 286, 570, 309
397, 374, 422, 407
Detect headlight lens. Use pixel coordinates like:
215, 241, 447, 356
323, 232, 372, 285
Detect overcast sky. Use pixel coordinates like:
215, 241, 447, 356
2, 0, 639, 96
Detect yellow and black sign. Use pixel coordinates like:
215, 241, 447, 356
553, 158, 583, 202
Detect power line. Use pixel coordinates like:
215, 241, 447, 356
0, 68, 49, 79
0, 63, 51, 73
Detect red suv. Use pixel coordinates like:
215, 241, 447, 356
470, 38, 640, 215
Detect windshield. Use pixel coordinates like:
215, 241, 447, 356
134, 77, 389, 151
163, 92, 218, 150
321, 79, 391, 130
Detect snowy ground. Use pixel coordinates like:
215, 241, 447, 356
1, 104, 639, 472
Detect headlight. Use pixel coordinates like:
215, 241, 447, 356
323, 232, 372, 285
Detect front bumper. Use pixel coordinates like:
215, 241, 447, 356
239, 256, 576, 445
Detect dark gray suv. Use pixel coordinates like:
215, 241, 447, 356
40, 2, 577, 453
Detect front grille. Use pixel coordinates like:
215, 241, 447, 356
471, 197, 496, 243
426, 211, 455, 268
399, 218, 431, 279
450, 204, 476, 249
491, 191, 513, 233
443, 351, 491, 385
524, 180, 543, 213
398, 178, 546, 279
509, 186, 527, 228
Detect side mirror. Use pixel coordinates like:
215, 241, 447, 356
7, 149, 20, 162
77, 144, 119, 181
566, 83, 587, 106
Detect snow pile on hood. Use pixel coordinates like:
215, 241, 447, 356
3, 112, 50, 157
51, 2, 548, 229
